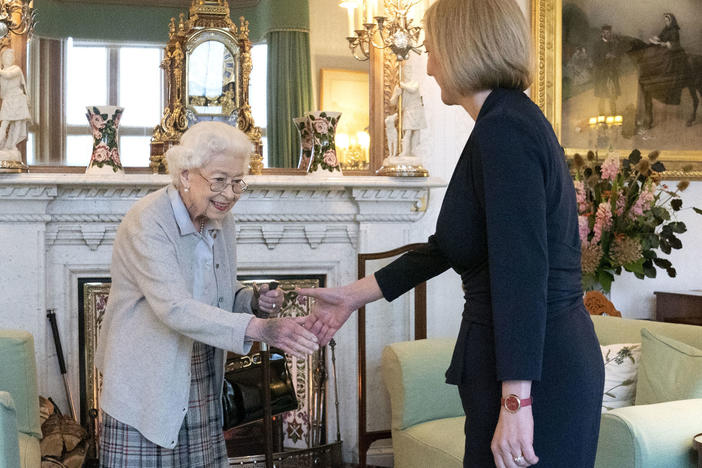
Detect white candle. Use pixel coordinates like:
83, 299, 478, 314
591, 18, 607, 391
366, 0, 374, 23
347, 7, 354, 36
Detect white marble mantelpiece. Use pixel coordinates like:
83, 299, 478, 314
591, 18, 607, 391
0, 172, 445, 462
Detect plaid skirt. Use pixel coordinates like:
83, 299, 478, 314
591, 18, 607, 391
99, 342, 228, 467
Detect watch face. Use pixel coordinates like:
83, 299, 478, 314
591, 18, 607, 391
505, 395, 520, 412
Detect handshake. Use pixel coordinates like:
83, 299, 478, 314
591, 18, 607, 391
245, 280, 367, 360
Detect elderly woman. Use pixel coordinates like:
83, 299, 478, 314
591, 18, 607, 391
95, 121, 318, 467
299, 0, 603, 467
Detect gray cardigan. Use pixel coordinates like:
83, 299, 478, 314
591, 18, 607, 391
95, 185, 254, 448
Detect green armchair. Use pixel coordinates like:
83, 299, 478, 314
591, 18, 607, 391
381, 316, 702, 468
0, 329, 42, 468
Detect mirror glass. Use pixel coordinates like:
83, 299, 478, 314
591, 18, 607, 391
25, 1, 369, 169
186, 39, 239, 121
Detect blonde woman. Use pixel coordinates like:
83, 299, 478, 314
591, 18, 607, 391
96, 121, 318, 467
300, 1, 604, 466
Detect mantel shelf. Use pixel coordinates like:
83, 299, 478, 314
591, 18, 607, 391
0, 173, 446, 189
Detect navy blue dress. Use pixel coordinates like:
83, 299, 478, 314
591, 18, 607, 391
375, 88, 604, 467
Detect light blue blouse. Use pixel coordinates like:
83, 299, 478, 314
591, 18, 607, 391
168, 187, 219, 307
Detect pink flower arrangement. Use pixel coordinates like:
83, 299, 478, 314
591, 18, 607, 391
573, 149, 701, 292
600, 154, 620, 181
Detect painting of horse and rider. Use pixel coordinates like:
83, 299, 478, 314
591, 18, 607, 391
561, 0, 702, 153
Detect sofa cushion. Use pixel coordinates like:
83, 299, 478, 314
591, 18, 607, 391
392, 416, 464, 468
635, 328, 702, 405
382, 339, 464, 431
595, 399, 702, 468
18, 432, 41, 468
0, 392, 21, 468
0, 330, 41, 438
601, 343, 641, 412
592, 316, 702, 349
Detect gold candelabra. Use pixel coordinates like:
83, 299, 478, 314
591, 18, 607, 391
340, 0, 428, 176
341, 0, 423, 62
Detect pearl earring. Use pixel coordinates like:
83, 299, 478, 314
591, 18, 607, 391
184, 187, 190, 192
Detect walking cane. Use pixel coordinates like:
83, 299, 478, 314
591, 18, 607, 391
330, 338, 341, 442
261, 341, 273, 468
47, 309, 78, 421
261, 281, 279, 468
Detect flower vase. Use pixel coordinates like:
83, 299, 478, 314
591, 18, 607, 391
86, 105, 124, 175
305, 111, 342, 175
293, 116, 312, 171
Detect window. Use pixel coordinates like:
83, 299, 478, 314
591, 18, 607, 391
27, 39, 164, 167
63, 40, 163, 167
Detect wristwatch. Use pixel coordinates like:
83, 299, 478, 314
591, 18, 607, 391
501, 394, 532, 413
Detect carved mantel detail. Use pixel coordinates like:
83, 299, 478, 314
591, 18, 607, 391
0, 174, 444, 250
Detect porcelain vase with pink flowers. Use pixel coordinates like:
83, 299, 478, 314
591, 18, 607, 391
302, 110, 342, 175
85, 105, 124, 175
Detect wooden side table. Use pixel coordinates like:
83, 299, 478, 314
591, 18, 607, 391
694, 433, 702, 468
654, 291, 702, 325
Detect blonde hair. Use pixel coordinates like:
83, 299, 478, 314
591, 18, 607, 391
424, 0, 532, 95
165, 121, 252, 186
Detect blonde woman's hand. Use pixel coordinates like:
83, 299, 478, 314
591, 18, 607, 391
297, 276, 383, 345
491, 406, 539, 468
245, 316, 318, 360
295, 286, 355, 346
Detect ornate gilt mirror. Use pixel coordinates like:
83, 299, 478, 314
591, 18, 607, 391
150, 0, 261, 173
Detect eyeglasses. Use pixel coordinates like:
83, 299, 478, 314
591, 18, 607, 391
197, 173, 248, 194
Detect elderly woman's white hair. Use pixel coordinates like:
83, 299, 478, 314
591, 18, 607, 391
166, 121, 253, 186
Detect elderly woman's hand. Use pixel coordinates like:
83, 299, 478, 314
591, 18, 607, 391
245, 316, 319, 359
255, 283, 284, 317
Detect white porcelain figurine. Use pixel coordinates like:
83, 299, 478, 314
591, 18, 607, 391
0, 48, 31, 162
389, 73, 427, 158
385, 112, 398, 158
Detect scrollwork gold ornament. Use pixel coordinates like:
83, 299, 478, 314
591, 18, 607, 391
150, 0, 262, 174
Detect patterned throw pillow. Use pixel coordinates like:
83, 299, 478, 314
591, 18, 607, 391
601, 343, 642, 413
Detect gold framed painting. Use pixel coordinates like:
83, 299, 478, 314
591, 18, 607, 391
531, 0, 702, 179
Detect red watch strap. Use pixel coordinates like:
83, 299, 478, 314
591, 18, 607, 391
501, 394, 532, 413
519, 396, 532, 406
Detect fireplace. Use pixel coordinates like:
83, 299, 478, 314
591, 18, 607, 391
0, 173, 441, 462
77, 274, 331, 459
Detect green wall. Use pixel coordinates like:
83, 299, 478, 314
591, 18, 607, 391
34, 0, 309, 44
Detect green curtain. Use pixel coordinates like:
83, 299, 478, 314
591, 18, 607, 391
32, 0, 295, 43
266, 30, 313, 168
